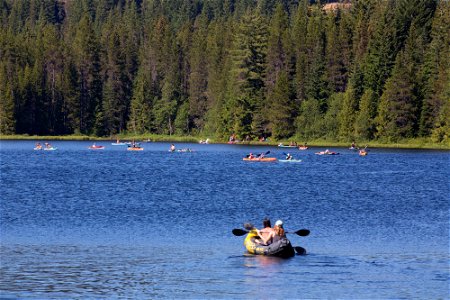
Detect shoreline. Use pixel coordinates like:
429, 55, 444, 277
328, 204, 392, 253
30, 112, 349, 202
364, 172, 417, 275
1, 134, 449, 150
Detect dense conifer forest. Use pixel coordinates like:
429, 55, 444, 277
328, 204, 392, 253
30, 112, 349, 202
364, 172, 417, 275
0, 0, 448, 143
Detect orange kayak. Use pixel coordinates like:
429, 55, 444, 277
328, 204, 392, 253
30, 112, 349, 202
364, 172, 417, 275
127, 147, 143, 151
243, 157, 277, 162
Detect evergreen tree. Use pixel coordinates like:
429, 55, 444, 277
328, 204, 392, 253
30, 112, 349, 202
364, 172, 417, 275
295, 98, 322, 140
420, 1, 450, 139
267, 71, 294, 139
188, 13, 209, 131
304, 6, 328, 109
292, 0, 309, 102
375, 51, 417, 141
0, 64, 15, 134
363, 1, 396, 97
354, 88, 376, 140
72, 15, 102, 134
322, 92, 344, 140
225, 9, 267, 139
337, 86, 358, 140
127, 66, 153, 134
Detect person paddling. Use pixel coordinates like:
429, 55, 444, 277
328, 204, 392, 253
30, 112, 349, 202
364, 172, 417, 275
286, 153, 293, 160
256, 218, 275, 245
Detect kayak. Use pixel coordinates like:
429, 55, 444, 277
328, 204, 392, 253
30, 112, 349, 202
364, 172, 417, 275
243, 157, 277, 162
359, 150, 368, 156
278, 144, 297, 148
315, 151, 339, 155
127, 147, 143, 151
43, 147, 57, 151
111, 142, 127, 146
89, 145, 105, 150
34, 147, 42, 150
279, 159, 302, 163
177, 148, 194, 152
298, 146, 308, 150
244, 229, 295, 258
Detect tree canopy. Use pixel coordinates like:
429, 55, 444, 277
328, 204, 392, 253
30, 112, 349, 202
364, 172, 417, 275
0, 0, 448, 143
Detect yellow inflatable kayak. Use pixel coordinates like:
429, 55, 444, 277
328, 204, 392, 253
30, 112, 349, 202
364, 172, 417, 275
243, 229, 295, 258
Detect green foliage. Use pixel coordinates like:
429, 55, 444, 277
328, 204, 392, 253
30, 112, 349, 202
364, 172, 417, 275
267, 71, 294, 139
295, 99, 322, 140
0, 0, 446, 145
354, 88, 376, 140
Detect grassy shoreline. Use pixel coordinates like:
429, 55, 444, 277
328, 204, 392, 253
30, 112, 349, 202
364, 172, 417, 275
1, 134, 449, 150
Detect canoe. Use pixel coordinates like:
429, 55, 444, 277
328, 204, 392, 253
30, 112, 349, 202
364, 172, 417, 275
243, 157, 277, 162
315, 151, 339, 155
244, 229, 295, 258
127, 147, 143, 151
279, 159, 302, 163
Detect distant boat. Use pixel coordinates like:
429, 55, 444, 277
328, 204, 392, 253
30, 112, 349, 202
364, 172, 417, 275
278, 143, 297, 148
127, 146, 143, 151
315, 150, 339, 155
89, 144, 105, 150
112, 139, 127, 146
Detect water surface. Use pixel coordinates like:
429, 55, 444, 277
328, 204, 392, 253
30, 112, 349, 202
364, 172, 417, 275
1, 140, 448, 298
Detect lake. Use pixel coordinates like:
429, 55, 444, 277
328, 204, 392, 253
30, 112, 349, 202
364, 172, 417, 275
0, 140, 448, 299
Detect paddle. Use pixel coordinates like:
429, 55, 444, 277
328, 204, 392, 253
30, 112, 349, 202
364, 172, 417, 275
256, 150, 270, 158
246, 151, 270, 158
294, 246, 307, 255
232, 228, 310, 237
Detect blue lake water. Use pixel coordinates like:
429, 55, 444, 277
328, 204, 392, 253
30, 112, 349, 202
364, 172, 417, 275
0, 140, 448, 299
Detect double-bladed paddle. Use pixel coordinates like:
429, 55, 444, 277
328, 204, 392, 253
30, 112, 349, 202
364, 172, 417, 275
245, 151, 271, 158
232, 228, 310, 237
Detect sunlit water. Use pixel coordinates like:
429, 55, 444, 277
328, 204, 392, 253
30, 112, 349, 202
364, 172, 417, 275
1, 140, 448, 298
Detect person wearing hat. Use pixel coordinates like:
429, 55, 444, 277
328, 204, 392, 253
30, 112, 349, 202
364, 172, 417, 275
272, 220, 286, 243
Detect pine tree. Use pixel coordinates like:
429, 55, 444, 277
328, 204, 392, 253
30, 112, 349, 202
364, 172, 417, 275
0, 64, 15, 134
72, 15, 102, 134
375, 51, 417, 141
295, 98, 322, 140
420, 1, 450, 139
337, 86, 358, 140
225, 9, 267, 139
354, 88, 376, 140
127, 67, 153, 134
322, 92, 344, 140
268, 71, 294, 139
292, 0, 309, 102
188, 13, 209, 131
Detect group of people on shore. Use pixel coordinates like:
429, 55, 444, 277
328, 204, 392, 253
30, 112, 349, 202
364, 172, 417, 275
255, 218, 286, 246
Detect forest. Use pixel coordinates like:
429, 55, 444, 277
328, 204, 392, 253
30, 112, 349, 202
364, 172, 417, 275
0, 0, 448, 143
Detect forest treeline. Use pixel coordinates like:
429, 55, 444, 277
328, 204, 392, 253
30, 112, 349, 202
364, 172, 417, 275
0, 0, 449, 143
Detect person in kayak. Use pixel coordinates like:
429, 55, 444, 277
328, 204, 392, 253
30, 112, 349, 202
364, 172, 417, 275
170, 144, 176, 152
247, 153, 254, 159
256, 218, 276, 245
286, 153, 293, 160
272, 220, 286, 243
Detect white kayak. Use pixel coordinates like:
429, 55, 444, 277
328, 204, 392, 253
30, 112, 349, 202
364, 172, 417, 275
279, 159, 302, 163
